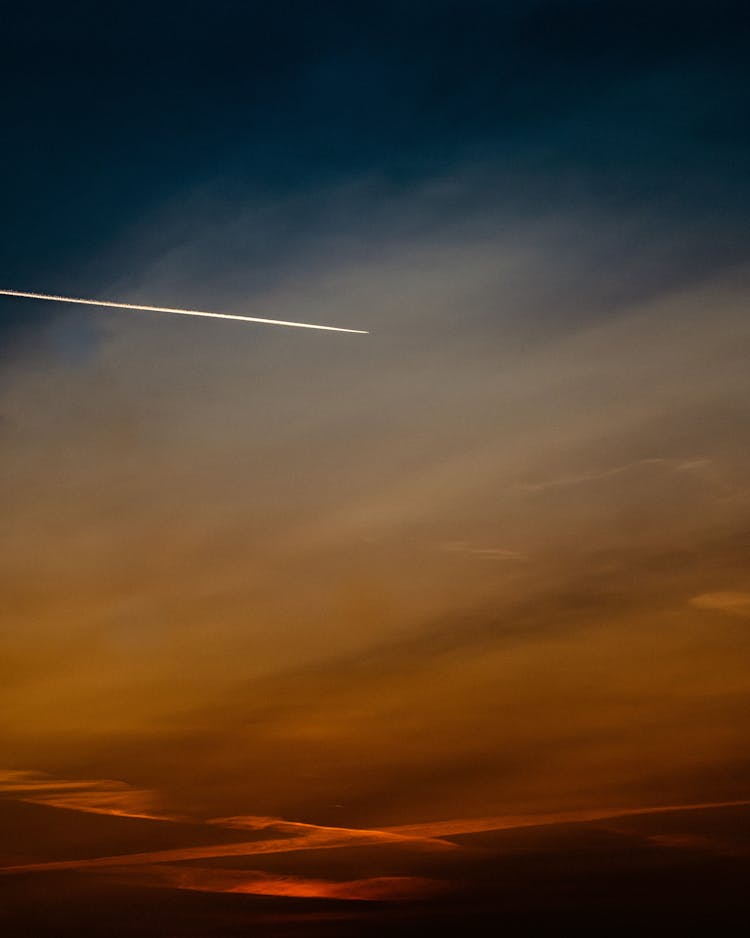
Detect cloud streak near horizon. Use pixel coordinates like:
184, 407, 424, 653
2, 766, 748, 895
0, 769, 170, 821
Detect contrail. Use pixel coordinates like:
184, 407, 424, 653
0, 289, 368, 334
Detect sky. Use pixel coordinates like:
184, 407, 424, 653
2, 2, 750, 934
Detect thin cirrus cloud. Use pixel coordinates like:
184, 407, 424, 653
99, 864, 443, 901
0, 817, 455, 874
515, 457, 713, 493
383, 800, 750, 839
0, 769, 171, 821
2, 768, 748, 881
439, 542, 528, 562
689, 592, 750, 616
3, 764, 750, 905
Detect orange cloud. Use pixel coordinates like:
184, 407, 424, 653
0, 820, 453, 875
210, 814, 456, 850
4, 798, 748, 878
689, 592, 750, 616
110, 863, 442, 901
384, 799, 750, 839
0, 769, 170, 821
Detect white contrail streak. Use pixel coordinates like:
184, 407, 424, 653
0, 289, 368, 334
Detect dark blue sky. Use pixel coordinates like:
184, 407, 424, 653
2, 0, 748, 342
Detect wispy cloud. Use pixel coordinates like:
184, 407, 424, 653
0, 769, 170, 821
211, 814, 455, 851
439, 542, 528, 562
689, 592, 750, 616
107, 863, 442, 901
4, 797, 748, 879
0, 821, 454, 875
517, 458, 711, 493
384, 799, 750, 839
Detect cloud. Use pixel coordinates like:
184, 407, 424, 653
4, 795, 748, 880
689, 592, 750, 616
0, 769, 170, 821
108, 864, 443, 901
0, 817, 454, 875
210, 814, 455, 852
439, 542, 528, 562
385, 799, 750, 839
517, 457, 712, 493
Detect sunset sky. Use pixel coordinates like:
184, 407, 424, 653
2, 2, 750, 934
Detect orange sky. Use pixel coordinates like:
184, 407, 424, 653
2, 210, 750, 932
